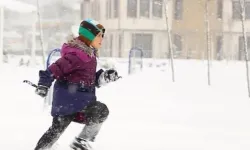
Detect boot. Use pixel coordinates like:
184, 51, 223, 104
70, 137, 93, 150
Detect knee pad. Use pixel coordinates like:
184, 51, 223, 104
85, 101, 109, 124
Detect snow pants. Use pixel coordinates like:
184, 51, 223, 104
34, 101, 109, 150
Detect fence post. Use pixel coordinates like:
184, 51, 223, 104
128, 47, 143, 74
45, 48, 61, 106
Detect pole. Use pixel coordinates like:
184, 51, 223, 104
164, 0, 175, 82
205, 0, 211, 85
240, 0, 250, 97
36, 0, 46, 68
31, 13, 36, 67
0, 7, 4, 65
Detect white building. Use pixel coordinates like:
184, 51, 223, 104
223, 0, 250, 60
0, 0, 36, 64
81, 0, 173, 58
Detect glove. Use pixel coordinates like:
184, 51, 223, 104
104, 69, 121, 82
35, 85, 49, 97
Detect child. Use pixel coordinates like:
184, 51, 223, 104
34, 18, 120, 150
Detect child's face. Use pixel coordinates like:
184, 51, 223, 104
91, 32, 103, 49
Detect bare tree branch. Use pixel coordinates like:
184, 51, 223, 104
239, 0, 250, 97
205, 0, 211, 85
164, 0, 175, 82
36, 0, 46, 68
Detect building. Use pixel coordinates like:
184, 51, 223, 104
0, 0, 36, 58
223, 0, 250, 60
80, 0, 250, 60
166, 0, 250, 61
171, 0, 223, 60
80, 0, 226, 60
81, 0, 173, 58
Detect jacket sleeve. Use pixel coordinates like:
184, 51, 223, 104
48, 54, 76, 79
38, 69, 54, 87
38, 54, 76, 87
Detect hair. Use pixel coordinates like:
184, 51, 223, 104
77, 35, 91, 46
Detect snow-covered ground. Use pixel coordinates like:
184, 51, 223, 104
1, 59, 250, 150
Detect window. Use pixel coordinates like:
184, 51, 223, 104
127, 0, 163, 19
91, 2, 100, 20
80, 2, 84, 19
106, 0, 112, 19
132, 33, 153, 58
174, 0, 183, 20
114, 0, 119, 18
239, 36, 244, 60
238, 36, 250, 60
173, 34, 182, 57
152, 0, 163, 18
216, 36, 223, 60
118, 34, 123, 57
105, 0, 119, 19
232, 1, 250, 20
106, 0, 109, 18
217, 0, 223, 19
140, 0, 150, 18
233, 1, 241, 19
109, 34, 113, 57
127, 0, 137, 18
100, 36, 109, 57
91, 3, 95, 18
246, 2, 250, 19
239, 36, 243, 60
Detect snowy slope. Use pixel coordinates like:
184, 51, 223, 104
1, 60, 250, 150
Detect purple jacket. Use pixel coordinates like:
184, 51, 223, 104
38, 39, 104, 116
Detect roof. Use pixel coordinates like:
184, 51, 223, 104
0, 0, 36, 13
4, 31, 22, 38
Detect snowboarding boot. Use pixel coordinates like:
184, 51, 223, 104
70, 137, 93, 150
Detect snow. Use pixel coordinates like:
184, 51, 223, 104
1, 59, 250, 150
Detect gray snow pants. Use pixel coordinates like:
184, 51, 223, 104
34, 101, 109, 150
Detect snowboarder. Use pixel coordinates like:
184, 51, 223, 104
34, 18, 120, 150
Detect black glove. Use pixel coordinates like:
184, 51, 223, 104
104, 69, 121, 82
35, 85, 49, 97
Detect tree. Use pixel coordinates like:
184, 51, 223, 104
205, 0, 211, 85
239, 0, 250, 97
36, 0, 46, 68
164, 0, 175, 82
